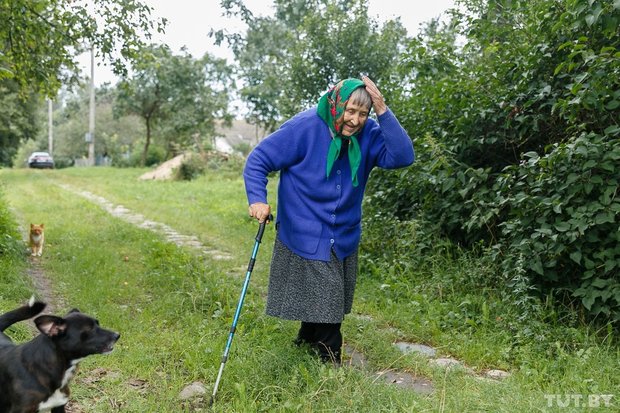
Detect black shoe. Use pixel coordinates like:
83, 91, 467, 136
318, 347, 341, 366
320, 353, 342, 367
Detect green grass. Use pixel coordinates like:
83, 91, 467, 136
0, 179, 33, 342
0, 167, 618, 412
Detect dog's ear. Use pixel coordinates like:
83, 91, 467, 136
35, 315, 67, 337
40, 223, 44, 229
30, 223, 34, 229
68, 308, 81, 314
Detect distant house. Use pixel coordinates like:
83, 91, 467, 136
214, 119, 267, 154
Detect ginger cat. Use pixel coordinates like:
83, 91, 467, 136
29, 223, 45, 257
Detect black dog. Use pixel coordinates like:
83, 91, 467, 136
0, 298, 120, 413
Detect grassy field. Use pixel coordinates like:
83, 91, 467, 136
0, 166, 617, 412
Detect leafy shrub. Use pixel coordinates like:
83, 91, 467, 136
205, 151, 246, 174
234, 142, 252, 157
0, 189, 30, 308
174, 153, 206, 181
172, 151, 246, 181
0, 188, 23, 257
368, 0, 620, 322
114, 145, 166, 167
12, 140, 40, 168
494, 132, 620, 320
52, 155, 75, 169
142, 146, 166, 167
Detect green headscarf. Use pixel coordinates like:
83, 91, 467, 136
317, 78, 365, 187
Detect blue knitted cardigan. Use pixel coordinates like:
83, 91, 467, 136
243, 107, 414, 261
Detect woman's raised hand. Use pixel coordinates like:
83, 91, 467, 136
361, 75, 387, 116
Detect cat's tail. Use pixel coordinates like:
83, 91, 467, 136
0, 296, 46, 332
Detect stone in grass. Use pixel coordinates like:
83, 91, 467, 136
378, 370, 435, 394
430, 358, 462, 368
180, 382, 207, 400
429, 358, 476, 375
394, 342, 437, 358
343, 344, 368, 369
485, 369, 511, 380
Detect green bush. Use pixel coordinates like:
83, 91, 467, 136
368, 0, 620, 323
173, 153, 206, 181
495, 133, 620, 320
233, 142, 252, 157
113, 145, 166, 167
0, 187, 29, 306
12, 140, 40, 168
52, 155, 75, 169
0, 188, 23, 257
171, 151, 247, 181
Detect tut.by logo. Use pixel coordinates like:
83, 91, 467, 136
544, 394, 614, 408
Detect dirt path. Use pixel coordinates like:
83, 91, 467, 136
11, 210, 63, 315
27, 258, 64, 314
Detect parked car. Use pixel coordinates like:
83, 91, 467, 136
28, 151, 55, 169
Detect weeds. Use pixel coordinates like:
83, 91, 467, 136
0, 167, 617, 412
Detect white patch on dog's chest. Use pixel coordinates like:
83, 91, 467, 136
62, 358, 83, 386
38, 359, 83, 412
31, 234, 43, 243
38, 388, 68, 411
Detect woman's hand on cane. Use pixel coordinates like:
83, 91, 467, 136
249, 202, 272, 224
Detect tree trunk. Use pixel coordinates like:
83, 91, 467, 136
142, 116, 151, 167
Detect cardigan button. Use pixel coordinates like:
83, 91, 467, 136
337, 170, 341, 175
330, 238, 335, 244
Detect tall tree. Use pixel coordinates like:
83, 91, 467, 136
115, 45, 233, 166
0, 0, 165, 166
213, 0, 407, 132
0, 79, 39, 166
33, 84, 145, 166
0, 0, 166, 97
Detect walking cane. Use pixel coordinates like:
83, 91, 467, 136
208, 214, 272, 406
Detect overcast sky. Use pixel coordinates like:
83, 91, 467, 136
144, 0, 456, 59
82, 0, 456, 85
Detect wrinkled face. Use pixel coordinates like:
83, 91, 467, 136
337, 101, 369, 137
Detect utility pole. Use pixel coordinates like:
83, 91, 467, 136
47, 99, 53, 155
88, 44, 96, 166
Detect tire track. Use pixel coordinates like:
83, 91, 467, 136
57, 183, 232, 260
11, 209, 64, 314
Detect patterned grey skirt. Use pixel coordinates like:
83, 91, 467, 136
266, 236, 358, 324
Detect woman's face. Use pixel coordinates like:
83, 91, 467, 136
337, 101, 369, 137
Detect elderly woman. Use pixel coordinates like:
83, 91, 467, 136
244, 76, 414, 364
